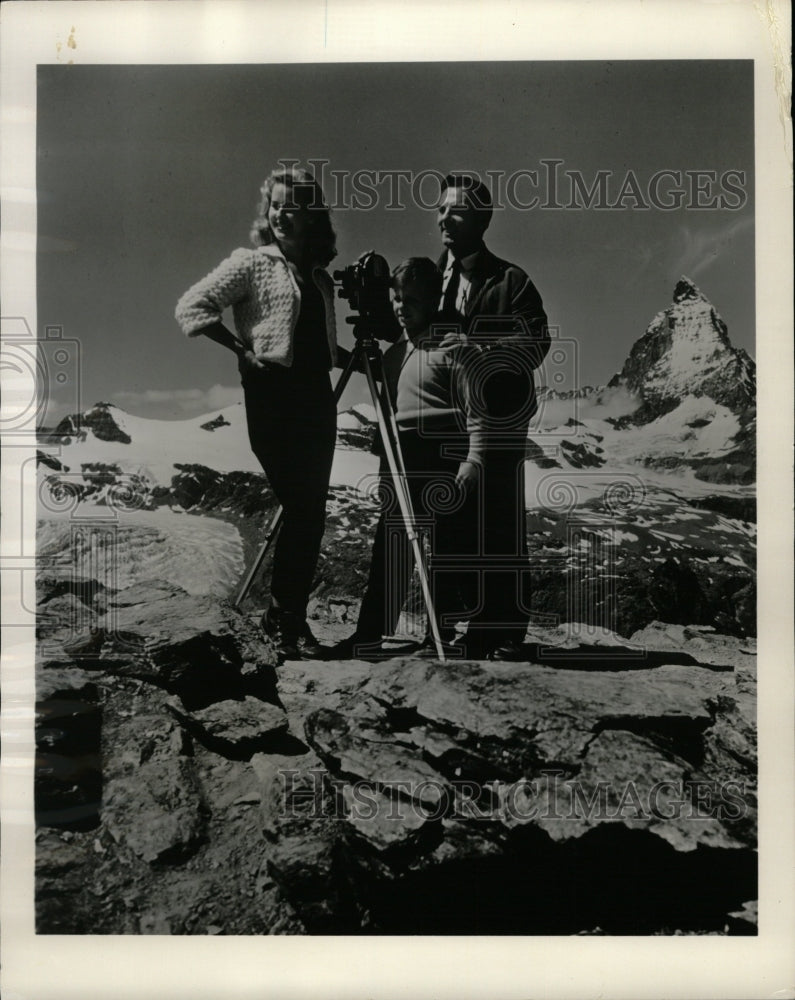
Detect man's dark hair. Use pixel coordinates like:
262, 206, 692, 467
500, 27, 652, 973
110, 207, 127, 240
391, 257, 443, 303
441, 173, 493, 230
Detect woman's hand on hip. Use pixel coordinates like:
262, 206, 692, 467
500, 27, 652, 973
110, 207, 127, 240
455, 460, 481, 496
238, 349, 270, 376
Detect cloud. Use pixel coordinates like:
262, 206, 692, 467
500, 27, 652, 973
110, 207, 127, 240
113, 383, 243, 417
672, 214, 754, 280
624, 213, 754, 289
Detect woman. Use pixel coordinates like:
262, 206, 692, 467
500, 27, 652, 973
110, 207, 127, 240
175, 166, 339, 660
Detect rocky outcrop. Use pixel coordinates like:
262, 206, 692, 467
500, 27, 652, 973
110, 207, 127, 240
525, 504, 756, 640
686, 494, 756, 523
259, 639, 756, 934
52, 581, 278, 707
336, 407, 376, 450
537, 385, 604, 402
54, 402, 132, 444
200, 414, 231, 432
559, 438, 605, 468
690, 413, 756, 485
37, 449, 69, 471
152, 465, 273, 517
35, 574, 758, 936
103, 686, 208, 865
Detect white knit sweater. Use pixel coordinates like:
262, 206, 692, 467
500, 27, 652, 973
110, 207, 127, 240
175, 244, 338, 368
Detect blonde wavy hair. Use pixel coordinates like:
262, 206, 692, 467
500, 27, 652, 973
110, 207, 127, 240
249, 166, 337, 267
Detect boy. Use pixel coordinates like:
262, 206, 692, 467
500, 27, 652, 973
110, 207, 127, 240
340, 257, 485, 657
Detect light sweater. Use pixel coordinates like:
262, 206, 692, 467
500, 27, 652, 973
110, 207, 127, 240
175, 244, 337, 368
396, 337, 488, 465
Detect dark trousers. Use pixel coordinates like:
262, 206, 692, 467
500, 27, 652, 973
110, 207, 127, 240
463, 446, 530, 648
464, 350, 533, 647
356, 432, 477, 642
242, 370, 336, 618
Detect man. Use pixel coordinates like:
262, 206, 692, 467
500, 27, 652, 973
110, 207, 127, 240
435, 173, 551, 660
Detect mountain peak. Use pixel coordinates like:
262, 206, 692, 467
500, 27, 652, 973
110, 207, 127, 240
608, 279, 756, 421
672, 276, 707, 304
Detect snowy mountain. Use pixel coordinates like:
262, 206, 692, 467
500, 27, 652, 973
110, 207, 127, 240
41, 400, 378, 490
608, 276, 755, 421
39, 278, 755, 494
527, 277, 756, 485
532, 274, 756, 419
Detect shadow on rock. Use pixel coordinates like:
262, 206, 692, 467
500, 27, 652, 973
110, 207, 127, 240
363, 823, 757, 935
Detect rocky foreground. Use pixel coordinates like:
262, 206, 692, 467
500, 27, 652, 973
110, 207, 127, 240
36, 578, 757, 935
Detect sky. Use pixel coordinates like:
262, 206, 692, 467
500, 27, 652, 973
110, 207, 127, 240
36, 60, 755, 423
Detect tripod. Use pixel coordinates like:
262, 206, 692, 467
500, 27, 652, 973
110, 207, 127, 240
233, 320, 448, 661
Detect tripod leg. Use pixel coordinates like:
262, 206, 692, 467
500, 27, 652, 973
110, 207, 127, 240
378, 377, 408, 480
232, 504, 284, 608
332, 345, 362, 404
361, 351, 447, 661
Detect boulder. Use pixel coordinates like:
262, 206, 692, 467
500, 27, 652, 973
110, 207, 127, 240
35, 669, 103, 831
102, 683, 208, 865
167, 696, 289, 760
252, 751, 362, 932
57, 582, 277, 706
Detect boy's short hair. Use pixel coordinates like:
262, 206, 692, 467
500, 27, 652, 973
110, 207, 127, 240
391, 257, 443, 303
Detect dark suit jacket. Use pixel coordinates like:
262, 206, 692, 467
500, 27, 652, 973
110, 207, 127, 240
437, 244, 550, 420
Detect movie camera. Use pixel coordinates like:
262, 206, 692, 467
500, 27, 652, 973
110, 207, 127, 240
333, 250, 391, 317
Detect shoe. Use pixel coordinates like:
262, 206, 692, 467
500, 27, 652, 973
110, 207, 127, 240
449, 632, 491, 660
331, 633, 384, 660
261, 607, 298, 660
295, 620, 325, 660
487, 638, 526, 662
262, 607, 320, 661
413, 634, 460, 660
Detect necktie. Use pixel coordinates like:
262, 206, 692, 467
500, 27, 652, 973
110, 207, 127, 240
442, 258, 462, 316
